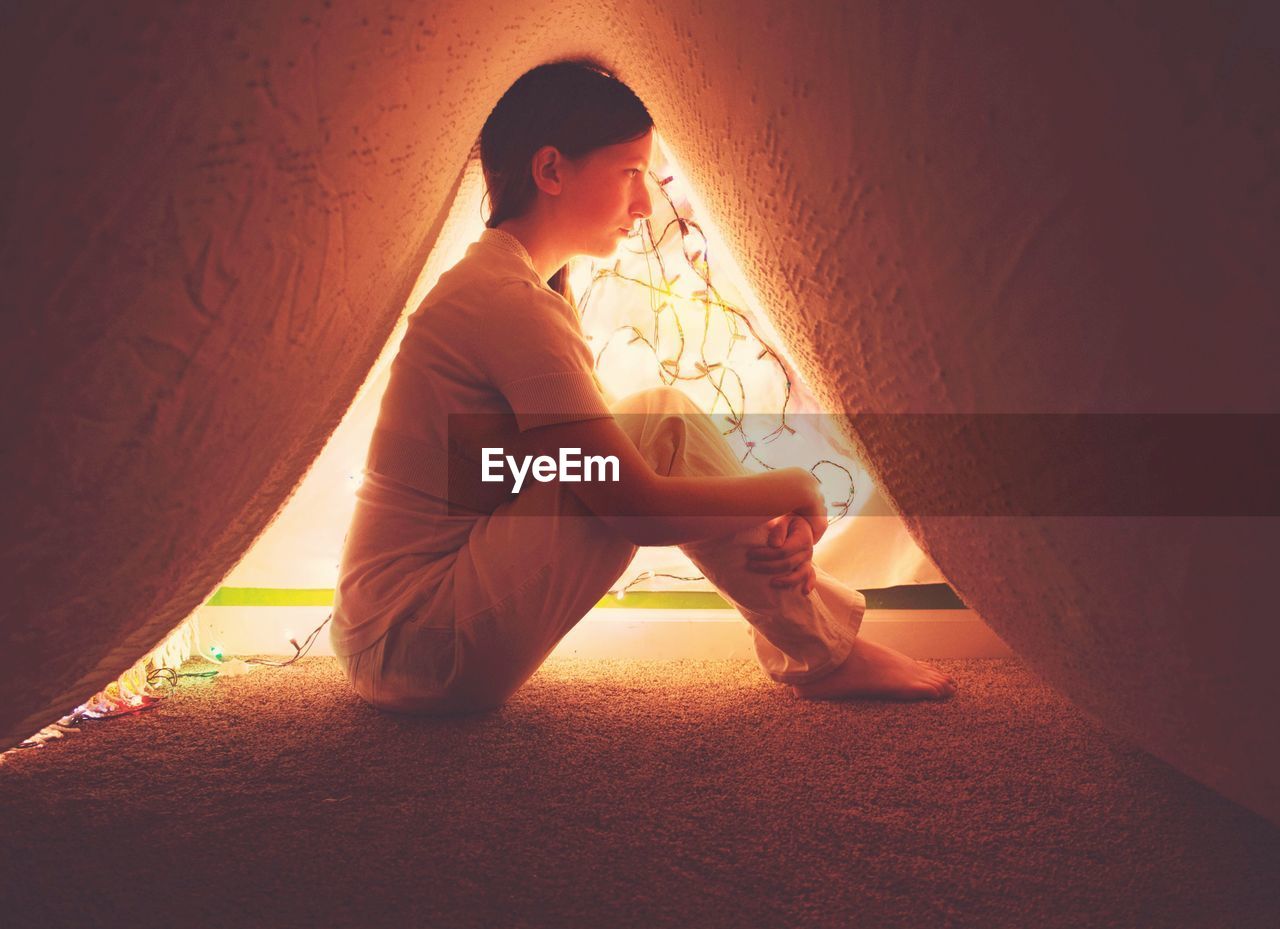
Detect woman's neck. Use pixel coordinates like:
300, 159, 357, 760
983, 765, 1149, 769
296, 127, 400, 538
495, 215, 574, 285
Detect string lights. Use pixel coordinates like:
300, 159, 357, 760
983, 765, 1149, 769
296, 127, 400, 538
582, 169, 854, 498
578, 165, 856, 600
1, 609, 333, 761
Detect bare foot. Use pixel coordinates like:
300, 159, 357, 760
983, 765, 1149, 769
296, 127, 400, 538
791, 637, 958, 701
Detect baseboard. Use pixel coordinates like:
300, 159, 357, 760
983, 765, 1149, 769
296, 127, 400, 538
194, 604, 1011, 662
550, 608, 1013, 660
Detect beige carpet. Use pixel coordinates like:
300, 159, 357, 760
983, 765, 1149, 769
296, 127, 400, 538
1, 656, 1277, 928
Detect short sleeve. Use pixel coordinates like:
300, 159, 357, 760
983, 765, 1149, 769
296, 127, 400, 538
480, 279, 613, 432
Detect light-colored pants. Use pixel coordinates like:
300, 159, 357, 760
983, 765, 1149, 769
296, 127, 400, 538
338, 386, 865, 714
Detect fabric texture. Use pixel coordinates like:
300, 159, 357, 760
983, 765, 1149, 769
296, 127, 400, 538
337, 385, 866, 714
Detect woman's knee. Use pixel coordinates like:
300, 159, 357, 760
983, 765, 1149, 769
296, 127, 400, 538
643, 384, 690, 405
611, 384, 702, 416
615, 387, 745, 479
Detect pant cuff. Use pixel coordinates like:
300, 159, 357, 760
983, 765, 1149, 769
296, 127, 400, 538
762, 627, 859, 686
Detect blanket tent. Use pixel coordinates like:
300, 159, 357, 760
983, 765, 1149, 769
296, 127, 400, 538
2, 1, 1276, 824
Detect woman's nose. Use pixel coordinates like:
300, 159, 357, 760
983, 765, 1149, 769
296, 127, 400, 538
632, 185, 653, 220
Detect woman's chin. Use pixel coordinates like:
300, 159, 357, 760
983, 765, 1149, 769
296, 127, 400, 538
586, 240, 621, 260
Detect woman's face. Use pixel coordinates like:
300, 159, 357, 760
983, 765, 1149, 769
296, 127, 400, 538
557, 128, 655, 258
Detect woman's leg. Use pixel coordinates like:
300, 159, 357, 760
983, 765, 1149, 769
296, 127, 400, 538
432, 484, 637, 713
617, 387, 957, 700
439, 384, 865, 711
342, 444, 638, 716
368, 426, 647, 714
612, 386, 864, 685
367, 385, 945, 715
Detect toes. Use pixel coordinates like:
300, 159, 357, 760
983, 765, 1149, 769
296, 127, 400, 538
931, 668, 958, 687
924, 678, 957, 699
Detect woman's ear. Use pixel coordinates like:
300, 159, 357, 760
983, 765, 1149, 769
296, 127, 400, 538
530, 145, 565, 196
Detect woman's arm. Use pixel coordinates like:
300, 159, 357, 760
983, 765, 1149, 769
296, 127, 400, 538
622, 467, 825, 547
512, 415, 825, 547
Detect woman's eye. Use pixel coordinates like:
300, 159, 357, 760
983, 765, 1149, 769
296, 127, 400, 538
627, 169, 642, 177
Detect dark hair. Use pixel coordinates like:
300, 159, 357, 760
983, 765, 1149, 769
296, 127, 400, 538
479, 58, 654, 300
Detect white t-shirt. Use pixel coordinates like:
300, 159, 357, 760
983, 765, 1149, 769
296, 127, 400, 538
329, 228, 613, 657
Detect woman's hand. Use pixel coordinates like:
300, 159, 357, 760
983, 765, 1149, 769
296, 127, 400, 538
746, 514, 818, 595
784, 467, 828, 546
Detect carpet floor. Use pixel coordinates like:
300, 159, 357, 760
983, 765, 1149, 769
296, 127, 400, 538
1, 656, 1277, 929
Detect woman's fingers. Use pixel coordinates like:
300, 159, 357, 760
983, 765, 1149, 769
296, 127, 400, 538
771, 564, 817, 593
766, 516, 789, 547
746, 543, 809, 563
760, 514, 796, 548
801, 511, 828, 546
748, 516, 813, 560
748, 514, 817, 588
769, 563, 809, 585
746, 548, 813, 573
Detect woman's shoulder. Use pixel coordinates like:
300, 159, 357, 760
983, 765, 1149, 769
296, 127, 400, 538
404, 261, 530, 329
431, 249, 545, 305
